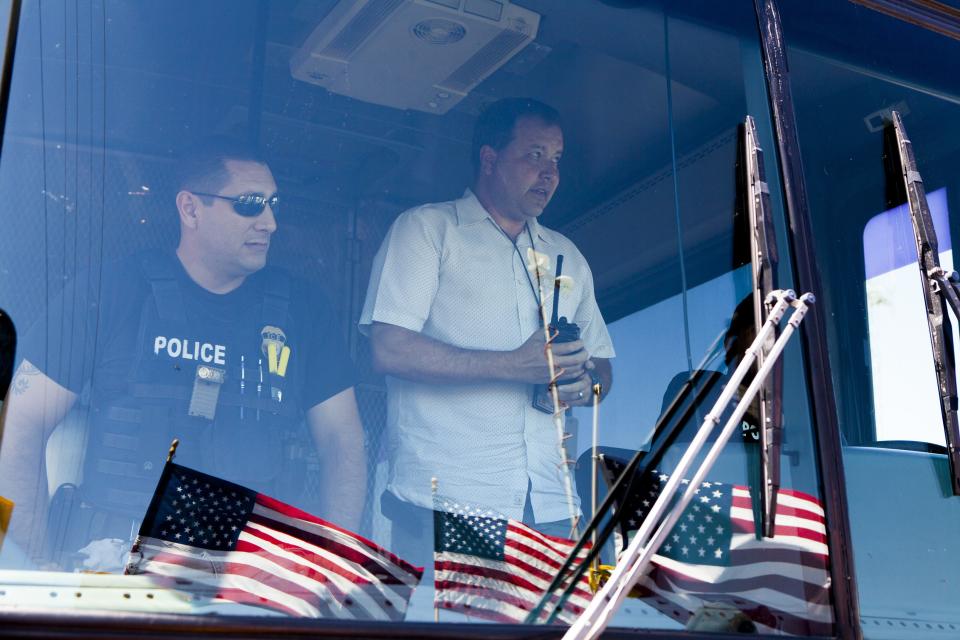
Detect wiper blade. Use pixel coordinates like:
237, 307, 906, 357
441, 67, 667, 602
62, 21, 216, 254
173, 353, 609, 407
564, 291, 815, 639
892, 110, 960, 495
744, 115, 783, 537
523, 331, 727, 624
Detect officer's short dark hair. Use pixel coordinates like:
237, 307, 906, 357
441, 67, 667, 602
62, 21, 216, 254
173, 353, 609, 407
471, 98, 561, 175
174, 137, 270, 201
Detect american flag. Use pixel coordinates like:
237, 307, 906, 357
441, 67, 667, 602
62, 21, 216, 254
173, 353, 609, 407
432, 498, 593, 624
125, 462, 423, 620
600, 456, 833, 636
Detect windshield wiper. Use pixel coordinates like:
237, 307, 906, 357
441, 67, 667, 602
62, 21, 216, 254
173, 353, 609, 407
564, 290, 814, 639
744, 115, 783, 537
891, 110, 960, 495
523, 333, 728, 624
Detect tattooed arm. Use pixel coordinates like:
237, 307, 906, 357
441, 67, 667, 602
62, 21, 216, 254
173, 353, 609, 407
0, 359, 77, 559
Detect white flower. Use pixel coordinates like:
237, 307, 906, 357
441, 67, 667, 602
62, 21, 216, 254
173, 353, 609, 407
554, 274, 575, 294
526, 248, 551, 275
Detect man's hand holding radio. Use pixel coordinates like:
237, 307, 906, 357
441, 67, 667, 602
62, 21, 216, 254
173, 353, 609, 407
510, 329, 596, 407
509, 329, 590, 383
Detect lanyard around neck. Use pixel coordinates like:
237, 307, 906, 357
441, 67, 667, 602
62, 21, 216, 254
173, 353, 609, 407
492, 219, 544, 314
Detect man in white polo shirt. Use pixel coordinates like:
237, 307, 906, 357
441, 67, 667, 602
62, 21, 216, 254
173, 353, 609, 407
360, 98, 614, 566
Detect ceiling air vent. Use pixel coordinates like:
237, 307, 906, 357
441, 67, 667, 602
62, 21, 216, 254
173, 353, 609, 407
411, 18, 467, 44
320, 0, 406, 61
290, 0, 540, 114
438, 27, 528, 94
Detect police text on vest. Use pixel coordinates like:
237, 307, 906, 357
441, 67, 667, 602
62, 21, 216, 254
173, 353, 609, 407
154, 336, 226, 365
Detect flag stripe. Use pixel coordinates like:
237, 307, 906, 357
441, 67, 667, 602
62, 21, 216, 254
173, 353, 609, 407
235, 531, 405, 620
134, 540, 355, 618
731, 498, 825, 525
505, 536, 574, 571
732, 490, 825, 523
133, 545, 324, 617
731, 533, 830, 559
636, 576, 834, 637
502, 548, 594, 600
243, 521, 372, 585
653, 556, 831, 605
730, 515, 829, 545
436, 558, 549, 597
730, 504, 827, 535
438, 553, 592, 605
248, 510, 414, 586
435, 578, 584, 616
256, 494, 422, 576
506, 558, 593, 603
642, 571, 834, 632
775, 488, 827, 516
727, 545, 828, 570
508, 523, 580, 557
220, 560, 351, 618
253, 500, 422, 585
238, 527, 416, 612
644, 575, 831, 635
236, 532, 363, 587
437, 556, 591, 610
652, 554, 830, 599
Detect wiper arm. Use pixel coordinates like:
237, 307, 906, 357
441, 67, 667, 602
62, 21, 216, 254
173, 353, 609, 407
564, 290, 814, 639
744, 115, 783, 537
892, 110, 960, 495
523, 331, 727, 624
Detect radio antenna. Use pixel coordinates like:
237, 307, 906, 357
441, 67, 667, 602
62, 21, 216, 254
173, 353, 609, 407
551, 254, 564, 325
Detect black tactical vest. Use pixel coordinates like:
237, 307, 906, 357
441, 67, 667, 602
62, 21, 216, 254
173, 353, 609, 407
81, 253, 304, 522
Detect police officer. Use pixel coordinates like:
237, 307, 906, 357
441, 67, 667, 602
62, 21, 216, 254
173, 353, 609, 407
0, 138, 367, 567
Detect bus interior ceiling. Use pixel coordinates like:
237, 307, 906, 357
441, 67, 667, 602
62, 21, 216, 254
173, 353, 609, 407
0, 1, 773, 359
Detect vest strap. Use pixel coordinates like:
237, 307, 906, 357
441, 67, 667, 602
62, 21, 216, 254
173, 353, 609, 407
139, 251, 187, 325
260, 268, 291, 326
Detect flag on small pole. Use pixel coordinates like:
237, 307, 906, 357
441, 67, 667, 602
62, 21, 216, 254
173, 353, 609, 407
432, 496, 593, 624
590, 380, 602, 574
598, 455, 833, 636
125, 441, 423, 620
431, 476, 440, 624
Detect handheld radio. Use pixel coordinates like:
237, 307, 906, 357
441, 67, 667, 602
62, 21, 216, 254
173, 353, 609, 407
533, 255, 581, 413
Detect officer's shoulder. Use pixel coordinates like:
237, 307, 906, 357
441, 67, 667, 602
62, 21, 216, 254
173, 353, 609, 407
254, 266, 328, 304
251, 264, 295, 292
95, 251, 166, 288
129, 249, 178, 279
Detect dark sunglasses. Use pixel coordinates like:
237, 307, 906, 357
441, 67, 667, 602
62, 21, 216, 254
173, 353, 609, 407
191, 191, 279, 217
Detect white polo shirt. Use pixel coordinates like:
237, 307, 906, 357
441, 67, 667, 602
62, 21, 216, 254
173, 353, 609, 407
359, 189, 615, 522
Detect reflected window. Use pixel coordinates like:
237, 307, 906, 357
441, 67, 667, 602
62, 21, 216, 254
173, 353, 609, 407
863, 188, 956, 445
